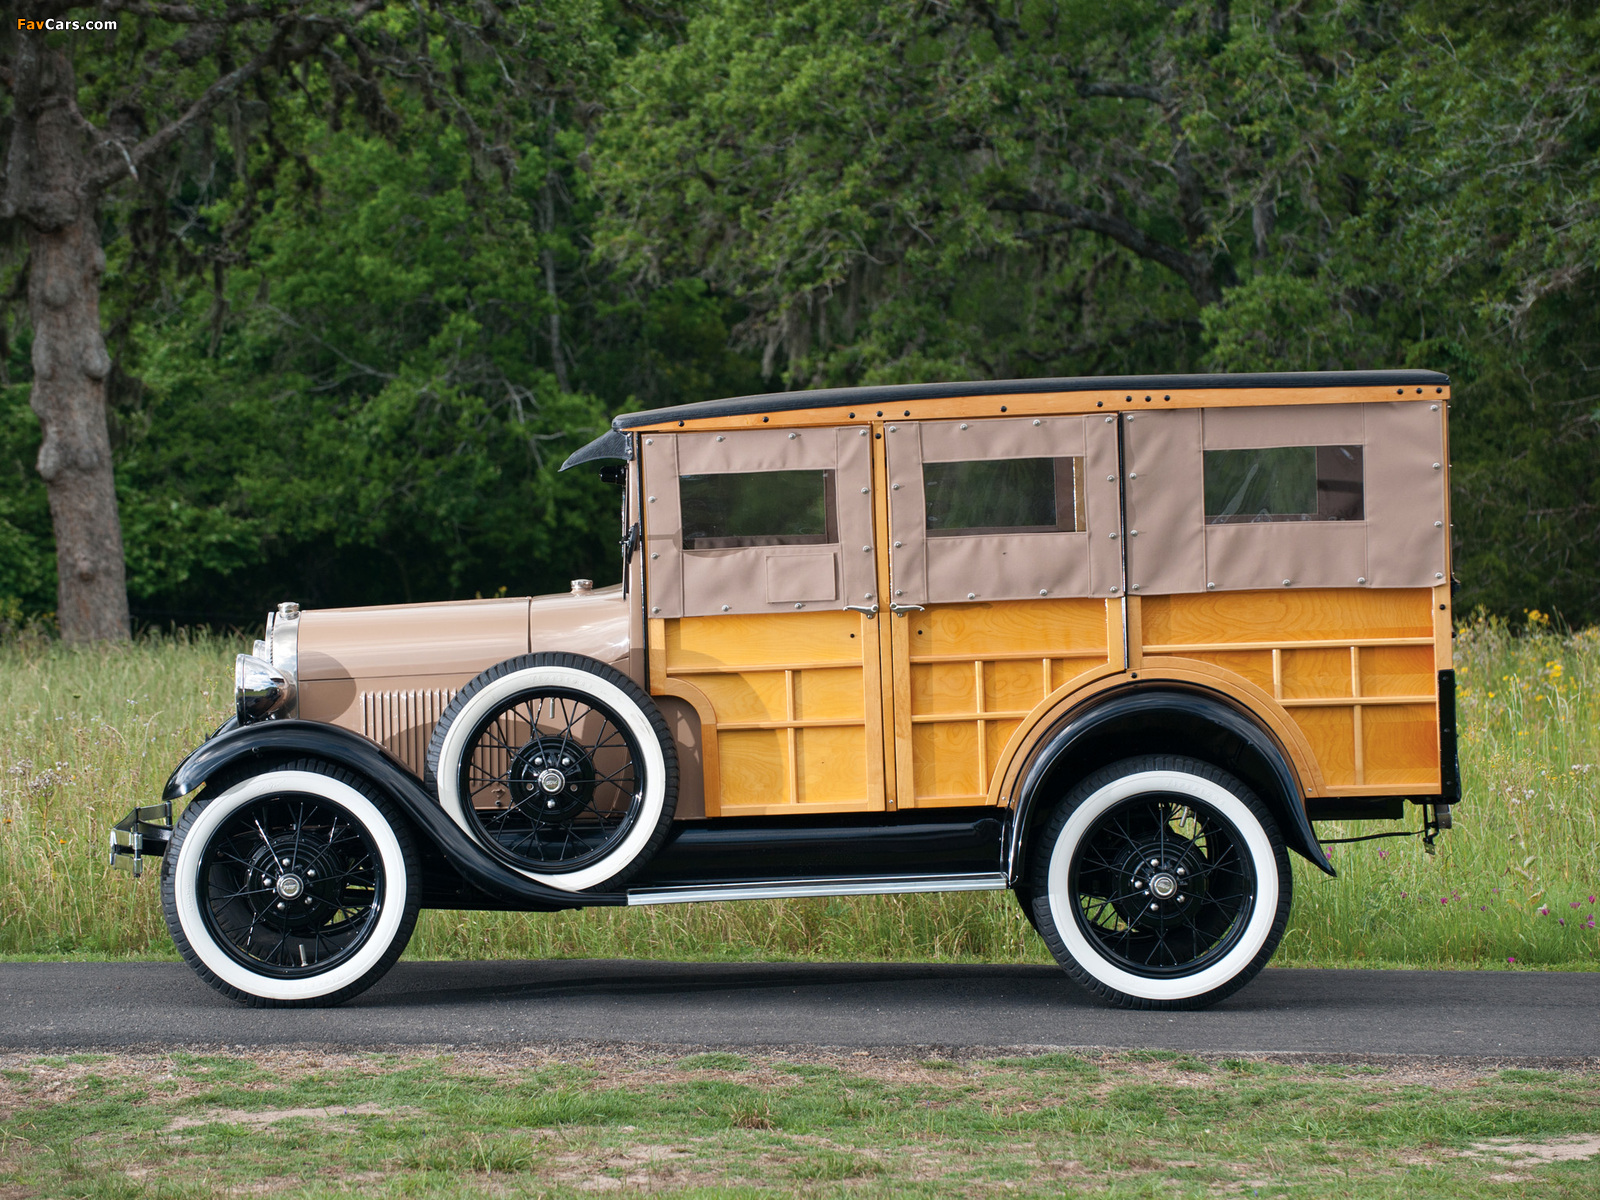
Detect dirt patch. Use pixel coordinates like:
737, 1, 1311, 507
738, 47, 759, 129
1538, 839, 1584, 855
1458, 1133, 1600, 1179
165, 1102, 413, 1132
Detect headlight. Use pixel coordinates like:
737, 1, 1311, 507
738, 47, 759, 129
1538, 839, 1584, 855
236, 601, 301, 722
235, 654, 294, 722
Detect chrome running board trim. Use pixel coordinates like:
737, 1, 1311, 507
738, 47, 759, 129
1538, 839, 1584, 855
626, 872, 1008, 907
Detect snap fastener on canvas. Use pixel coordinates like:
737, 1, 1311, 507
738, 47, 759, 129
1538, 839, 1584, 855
1033, 419, 1041, 426
1435, 521, 1444, 527
716, 435, 724, 441
960, 423, 969, 430
1039, 589, 1048, 596
1357, 577, 1367, 584
1433, 462, 1442, 469
860, 487, 868, 493
1207, 582, 1215, 590
894, 541, 903, 548
1283, 579, 1292, 586
722, 604, 731, 612
863, 545, 871, 552
968, 592, 977, 600
788, 432, 797, 439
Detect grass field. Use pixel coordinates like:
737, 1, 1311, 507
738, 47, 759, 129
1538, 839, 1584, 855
1, 615, 1596, 970
2, 1048, 1597, 1197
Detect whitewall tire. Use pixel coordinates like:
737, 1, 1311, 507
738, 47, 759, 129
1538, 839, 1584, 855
1026, 755, 1292, 1010
426, 653, 677, 892
161, 762, 420, 1007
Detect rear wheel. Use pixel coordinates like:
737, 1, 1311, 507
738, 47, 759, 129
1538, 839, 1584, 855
1026, 755, 1291, 1010
161, 761, 420, 1007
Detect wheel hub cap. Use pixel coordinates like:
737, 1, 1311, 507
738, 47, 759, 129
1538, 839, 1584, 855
1149, 872, 1178, 899
538, 768, 567, 796
275, 873, 305, 900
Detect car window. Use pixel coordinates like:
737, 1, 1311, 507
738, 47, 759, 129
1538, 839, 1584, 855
680, 469, 838, 548
1203, 445, 1364, 524
922, 457, 1084, 537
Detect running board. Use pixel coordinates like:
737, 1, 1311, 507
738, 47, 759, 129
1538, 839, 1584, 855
626, 872, 1009, 907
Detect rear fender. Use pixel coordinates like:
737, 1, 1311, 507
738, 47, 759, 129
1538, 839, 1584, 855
1005, 686, 1335, 882
163, 720, 623, 909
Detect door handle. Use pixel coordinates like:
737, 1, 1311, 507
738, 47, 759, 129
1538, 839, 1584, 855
889, 603, 925, 615
844, 604, 879, 618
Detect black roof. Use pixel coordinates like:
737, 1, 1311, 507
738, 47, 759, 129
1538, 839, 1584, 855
609, 369, 1450, 430
562, 369, 1449, 469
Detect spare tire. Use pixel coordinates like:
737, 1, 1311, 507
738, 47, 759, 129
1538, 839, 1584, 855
426, 653, 677, 892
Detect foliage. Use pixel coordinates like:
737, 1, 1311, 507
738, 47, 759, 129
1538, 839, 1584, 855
0, 0, 1594, 625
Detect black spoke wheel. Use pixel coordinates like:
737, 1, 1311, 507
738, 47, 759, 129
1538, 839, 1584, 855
1027, 755, 1292, 1011
161, 760, 421, 1008
1068, 793, 1255, 978
458, 687, 645, 874
427, 653, 679, 892
196, 793, 385, 979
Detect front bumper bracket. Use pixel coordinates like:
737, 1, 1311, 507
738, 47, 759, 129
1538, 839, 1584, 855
109, 801, 174, 878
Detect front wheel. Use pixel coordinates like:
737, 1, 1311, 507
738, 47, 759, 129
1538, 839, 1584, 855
161, 761, 420, 1007
1026, 755, 1292, 1010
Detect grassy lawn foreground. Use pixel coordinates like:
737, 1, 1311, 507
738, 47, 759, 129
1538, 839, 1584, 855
1, 1049, 1597, 1198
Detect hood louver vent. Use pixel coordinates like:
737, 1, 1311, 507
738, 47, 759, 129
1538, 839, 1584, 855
361, 689, 455, 777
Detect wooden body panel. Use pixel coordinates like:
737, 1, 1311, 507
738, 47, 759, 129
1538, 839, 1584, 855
651, 610, 885, 816
896, 599, 1112, 807
1138, 588, 1441, 792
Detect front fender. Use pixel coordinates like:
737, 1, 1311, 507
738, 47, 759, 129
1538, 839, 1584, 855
163, 720, 624, 909
1005, 685, 1335, 882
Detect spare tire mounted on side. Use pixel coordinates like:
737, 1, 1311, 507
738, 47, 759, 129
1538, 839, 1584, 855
426, 652, 677, 892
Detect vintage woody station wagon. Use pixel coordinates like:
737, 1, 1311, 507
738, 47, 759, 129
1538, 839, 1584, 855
113, 370, 1460, 1010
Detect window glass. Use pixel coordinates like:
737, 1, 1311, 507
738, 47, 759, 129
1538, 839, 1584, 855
1204, 445, 1364, 524
923, 457, 1083, 537
680, 470, 837, 549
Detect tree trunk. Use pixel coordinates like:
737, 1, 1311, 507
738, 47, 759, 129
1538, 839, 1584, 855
6, 40, 131, 642
28, 218, 129, 642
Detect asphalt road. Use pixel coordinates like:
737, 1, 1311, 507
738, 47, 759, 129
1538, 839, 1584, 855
1, 961, 1594, 1059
